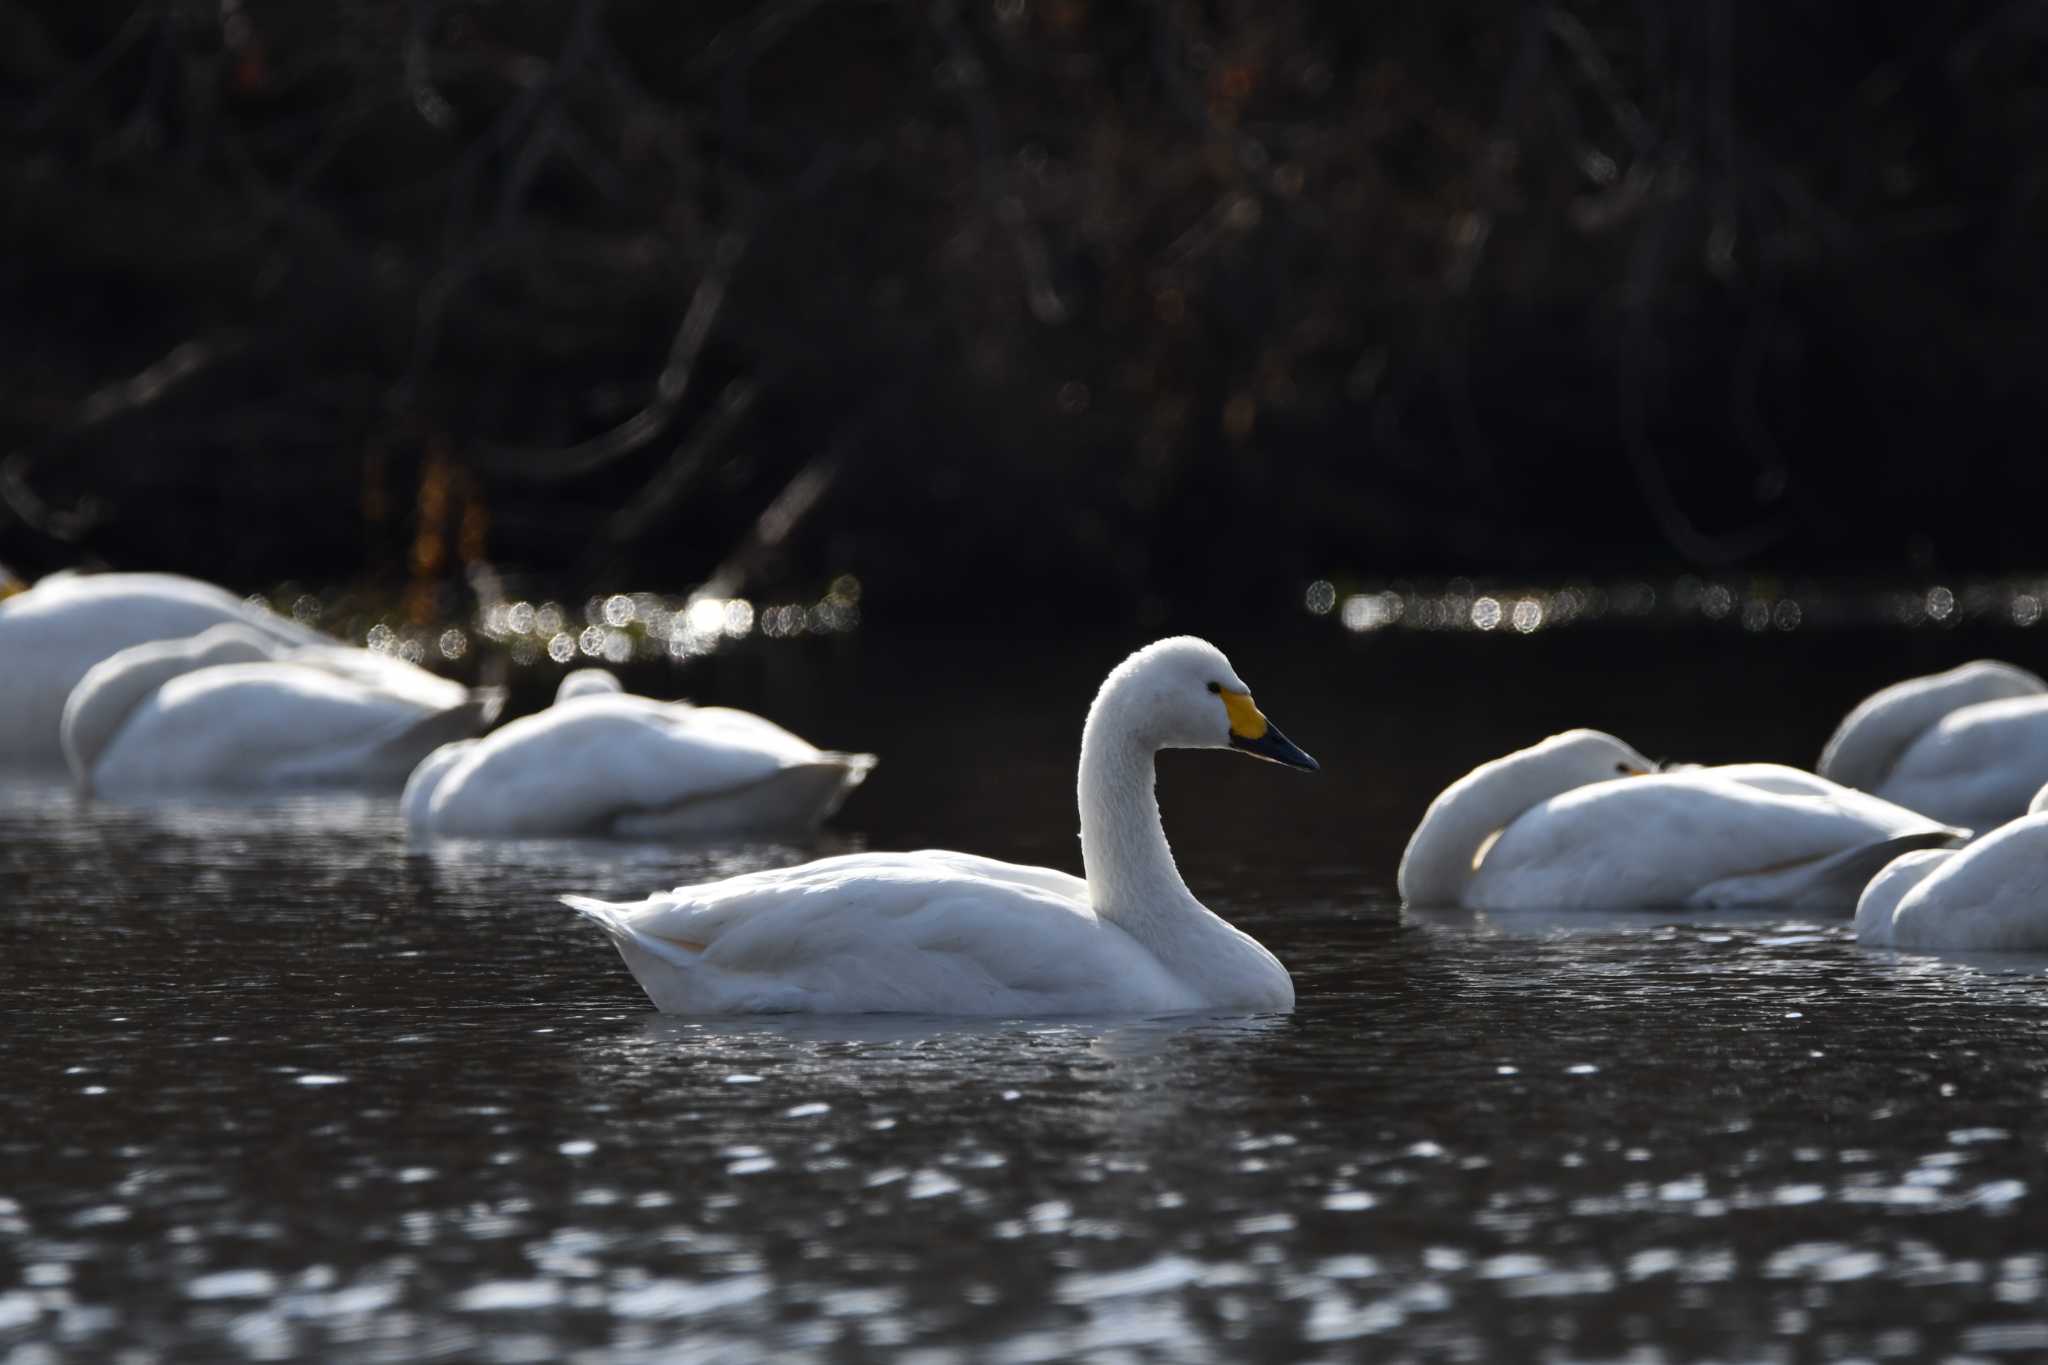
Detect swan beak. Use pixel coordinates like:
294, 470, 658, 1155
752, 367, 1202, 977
1221, 690, 1319, 771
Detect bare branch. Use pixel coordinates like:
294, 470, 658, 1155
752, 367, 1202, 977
468, 232, 746, 481
597, 378, 760, 553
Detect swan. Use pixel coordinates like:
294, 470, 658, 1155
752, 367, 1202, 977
402, 668, 875, 839
1854, 783, 2048, 950
1397, 729, 1966, 911
1818, 660, 2048, 828
0, 571, 325, 767
559, 636, 1317, 1015
63, 623, 502, 796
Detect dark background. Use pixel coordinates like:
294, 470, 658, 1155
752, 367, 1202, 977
4, 1, 2043, 622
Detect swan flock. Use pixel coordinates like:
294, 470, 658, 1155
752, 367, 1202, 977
6, 565, 2045, 1009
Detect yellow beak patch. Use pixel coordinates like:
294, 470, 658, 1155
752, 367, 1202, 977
1220, 688, 1268, 741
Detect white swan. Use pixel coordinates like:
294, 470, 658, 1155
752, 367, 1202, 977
402, 668, 875, 839
1397, 729, 1965, 911
63, 624, 501, 796
560, 637, 1318, 1015
1854, 783, 2048, 950
0, 571, 324, 767
1819, 660, 2048, 828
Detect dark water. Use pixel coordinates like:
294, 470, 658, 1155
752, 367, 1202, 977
4, 629, 2047, 1362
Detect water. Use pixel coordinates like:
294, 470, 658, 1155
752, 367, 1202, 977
4, 629, 2047, 1362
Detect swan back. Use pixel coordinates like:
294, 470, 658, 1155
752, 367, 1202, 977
1819, 661, 2047, 792
61, 624, 283, 788
1397, 729, 1654, 907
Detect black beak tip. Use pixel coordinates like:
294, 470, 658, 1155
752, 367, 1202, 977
1231, 724, 1319, 773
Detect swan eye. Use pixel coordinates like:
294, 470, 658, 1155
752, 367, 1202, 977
1614, 762, 1631, 773
1206, 681, 1222, 694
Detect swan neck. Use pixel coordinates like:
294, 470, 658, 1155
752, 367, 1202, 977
1821, 665, 2046, 790
61, 651, 196, 787
1077, 696, 1190, 924
1399, 752, 1565, 905
60, 630, 279, 788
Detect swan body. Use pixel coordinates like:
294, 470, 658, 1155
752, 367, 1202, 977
1398, 730, 1965, 911
63, 624, 500, 796
1855, 784, 2048, 950
562, 636, 1318, 1015
1819, 661, 2048, 828
0, 571, 323, 767
403, 669, 874, 838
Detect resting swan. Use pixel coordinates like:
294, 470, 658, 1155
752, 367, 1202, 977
63, 624, 501, 796
402, 667, 875, 839
1398, 730, 1965, 911
0, 571, 323, 767
1819, 660, 2048, 828
1854, 783, 2048, 950
561, 637, 1317, 1015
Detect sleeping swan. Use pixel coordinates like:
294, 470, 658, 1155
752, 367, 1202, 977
1819, 660, 2048, 828
1398, 730, 1965, 911
63, 624, 501, 796
402, 668, 875, 839
1854, 782, 2048, 950
561, 637, 1318, 1015
0, 571, 323, 767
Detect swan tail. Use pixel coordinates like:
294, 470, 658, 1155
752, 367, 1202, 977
607, 756, 878, 839
363, 697, 499, 785
563, 895, 719, 1012
1688, 829, 1968, 911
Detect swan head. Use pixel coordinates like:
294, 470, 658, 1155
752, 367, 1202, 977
556, 668, 625, 703
2031, 782, 2048, 817
1095, 636, 1317, 770
1520, 728, 1659, 787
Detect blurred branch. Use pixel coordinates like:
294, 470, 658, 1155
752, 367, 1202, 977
930, 0, 1067, 324
599, 378, 761, 550
0, 457, 100, 543
74, 333, 250, 434
468, 232, 746, 481
700, 403, 880, 600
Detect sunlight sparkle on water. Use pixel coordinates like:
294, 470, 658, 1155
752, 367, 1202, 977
1314, 574, 2048, 637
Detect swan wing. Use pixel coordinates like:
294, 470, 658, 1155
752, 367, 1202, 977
415, 697, 852, 836
565, 851, 1189, 1015
1467, 771, 1959, 911
286, 643, 472, 709
1702, 763, 1973, 835
1689, 830, 1964, 910
90, 662, 481, 792
1875, 696, 2048, 829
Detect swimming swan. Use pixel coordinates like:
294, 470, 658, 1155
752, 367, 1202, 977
1818, 660, 2048, 828
63, 624, 502, 796
1398, 729, 1965, 911
1854, 783, 2048, 950
561, 637, 1317, 1014
0, 571, 324, 767
401, 668, 875, 839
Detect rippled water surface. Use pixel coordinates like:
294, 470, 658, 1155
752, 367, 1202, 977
5, 630, 2047, 1362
